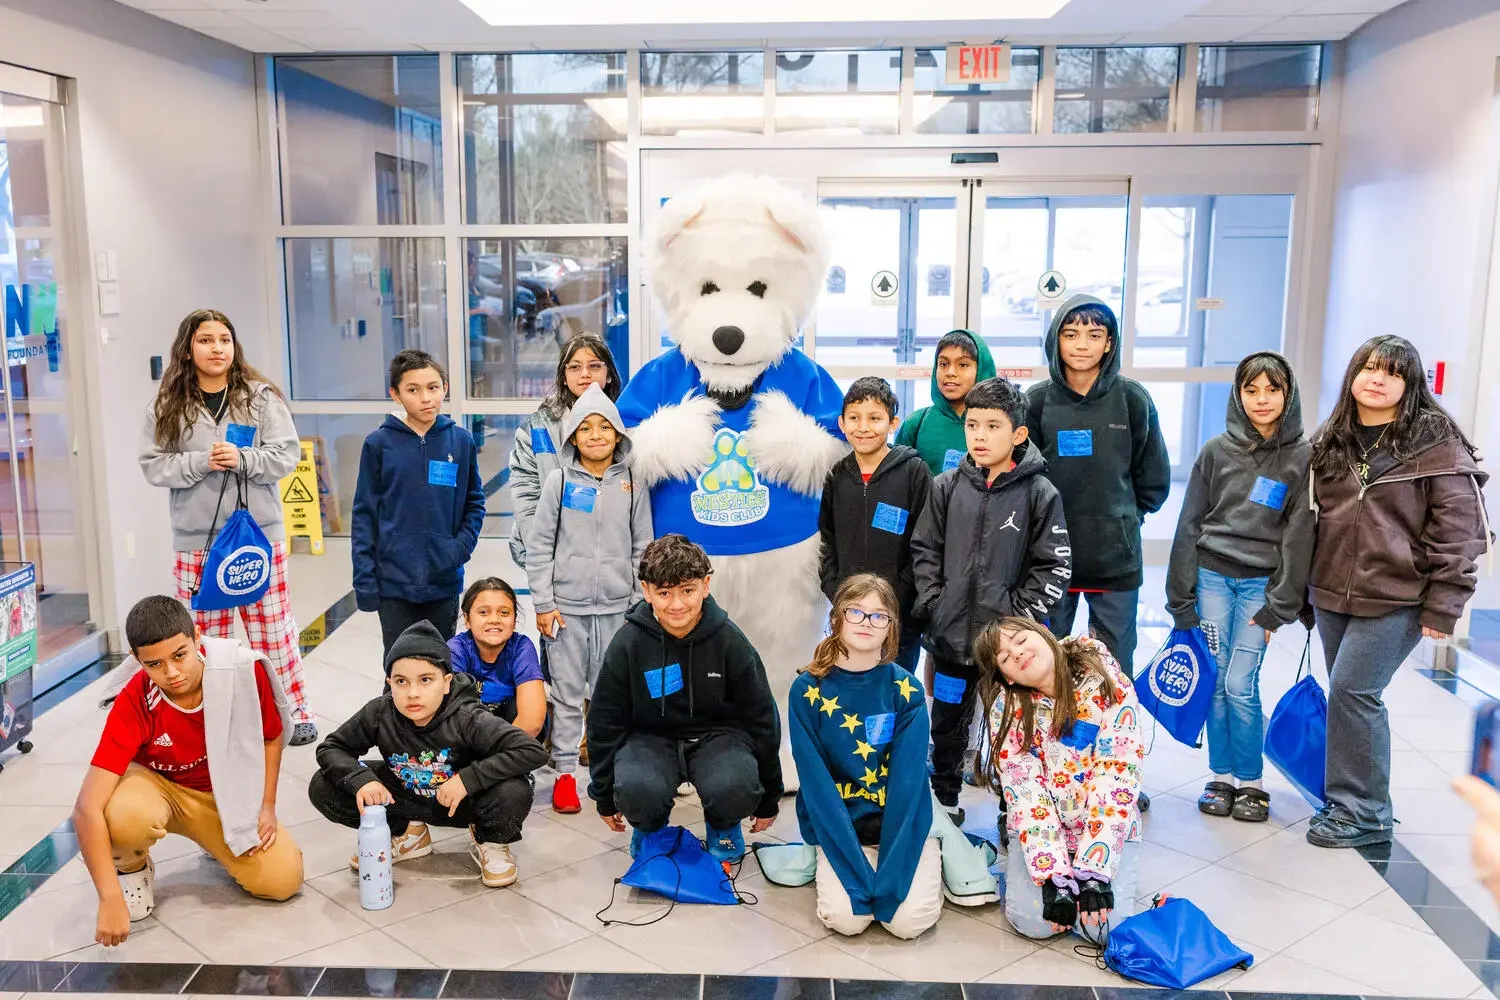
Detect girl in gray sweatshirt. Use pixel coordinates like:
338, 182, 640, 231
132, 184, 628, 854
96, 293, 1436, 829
1166, 351, 1313, 824
138, 309, 314, 745
525, 383, 652, 814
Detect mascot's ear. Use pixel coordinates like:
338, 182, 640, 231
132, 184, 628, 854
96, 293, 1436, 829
758, 178, 830, 274
654, 188, 708, 258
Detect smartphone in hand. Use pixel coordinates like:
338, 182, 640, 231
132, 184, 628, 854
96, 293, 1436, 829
1472, 701, 1500, 787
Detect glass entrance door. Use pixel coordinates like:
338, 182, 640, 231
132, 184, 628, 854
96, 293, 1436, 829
0, 80, 98, 663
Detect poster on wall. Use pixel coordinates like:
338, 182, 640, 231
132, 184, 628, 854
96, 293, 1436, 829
0, 563, 38, 756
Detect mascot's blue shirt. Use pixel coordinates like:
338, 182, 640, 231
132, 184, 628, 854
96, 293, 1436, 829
617, 348, 844, 556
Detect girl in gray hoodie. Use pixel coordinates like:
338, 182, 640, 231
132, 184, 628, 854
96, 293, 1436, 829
525, 383, 652, 814
1166, 351, 1314, 823
138, 310, 314, 745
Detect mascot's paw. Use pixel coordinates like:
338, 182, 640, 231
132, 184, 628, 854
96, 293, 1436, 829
629, 395, 722, 486
743, 391, 848, 495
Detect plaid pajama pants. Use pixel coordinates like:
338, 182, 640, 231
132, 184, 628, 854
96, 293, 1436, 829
173, 540, 312, 723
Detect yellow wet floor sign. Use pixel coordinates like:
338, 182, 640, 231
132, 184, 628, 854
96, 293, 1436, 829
281, 440, 324, 555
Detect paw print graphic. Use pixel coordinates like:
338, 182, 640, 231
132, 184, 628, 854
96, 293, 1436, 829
699, 430, 757, 493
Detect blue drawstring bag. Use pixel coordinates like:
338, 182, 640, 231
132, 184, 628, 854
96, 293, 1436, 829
1264, 634, 1326, 805
1135, 627, 1217, 747
597, 826, 742, 925
192, 471, 273, 612
1103, 897, 1254, 988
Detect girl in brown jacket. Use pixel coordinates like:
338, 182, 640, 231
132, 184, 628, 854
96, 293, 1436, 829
1308, 335, 1489, 849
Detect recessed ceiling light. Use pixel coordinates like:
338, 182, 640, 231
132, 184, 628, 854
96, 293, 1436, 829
456, 0, 1066, 26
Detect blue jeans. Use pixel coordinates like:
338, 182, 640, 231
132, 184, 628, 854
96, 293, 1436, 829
1196, 568, 1269, 782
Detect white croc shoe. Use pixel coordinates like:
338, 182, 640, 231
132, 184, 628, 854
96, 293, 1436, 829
118, 857, 155, 921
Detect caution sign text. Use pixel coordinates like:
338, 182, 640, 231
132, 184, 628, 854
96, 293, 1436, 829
280, 439, 325, 555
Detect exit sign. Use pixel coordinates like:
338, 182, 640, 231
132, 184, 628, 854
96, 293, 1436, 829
946, 43, 1011, 85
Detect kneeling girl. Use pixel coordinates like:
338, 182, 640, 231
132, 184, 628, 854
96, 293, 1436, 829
974, 617, 1143, 939
789, 574, 943, 940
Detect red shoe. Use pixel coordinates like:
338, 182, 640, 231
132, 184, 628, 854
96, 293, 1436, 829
552, 773, 582, 814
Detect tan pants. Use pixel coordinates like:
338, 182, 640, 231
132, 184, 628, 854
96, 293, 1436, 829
105, 764, 303, 901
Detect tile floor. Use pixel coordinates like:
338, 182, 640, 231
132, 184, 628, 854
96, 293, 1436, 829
0, 541, 1498, 998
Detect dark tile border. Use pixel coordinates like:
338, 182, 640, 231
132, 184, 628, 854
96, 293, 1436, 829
184, 964, 325, 996
441, 970, 572, 1000
55, 961, 200, 993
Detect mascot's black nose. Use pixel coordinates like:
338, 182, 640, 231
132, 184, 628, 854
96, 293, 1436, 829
712, 325, 745, 356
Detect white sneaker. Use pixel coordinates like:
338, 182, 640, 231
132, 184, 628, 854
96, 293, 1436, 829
117, 857, 154, 921
348, 821, 433, 870
469, 831, 518, 888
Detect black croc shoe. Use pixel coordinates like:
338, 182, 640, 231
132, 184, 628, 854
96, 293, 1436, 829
1197, 781, 1236, 817
1231, 787, 1270, 823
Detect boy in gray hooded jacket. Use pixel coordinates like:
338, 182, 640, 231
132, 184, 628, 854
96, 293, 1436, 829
526, 382, 653, 813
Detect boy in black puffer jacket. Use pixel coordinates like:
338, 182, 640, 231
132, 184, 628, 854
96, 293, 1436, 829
819, 377, 932, 672
911, 377, 1072, 816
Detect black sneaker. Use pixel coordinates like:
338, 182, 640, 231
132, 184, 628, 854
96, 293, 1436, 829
289, 722, 318, 747
1138, 791, 1151, 814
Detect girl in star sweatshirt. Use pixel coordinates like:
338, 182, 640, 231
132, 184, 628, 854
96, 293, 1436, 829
788, 574, 941, 941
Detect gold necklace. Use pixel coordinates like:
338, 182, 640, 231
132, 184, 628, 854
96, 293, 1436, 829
1357, 423, 1390, 481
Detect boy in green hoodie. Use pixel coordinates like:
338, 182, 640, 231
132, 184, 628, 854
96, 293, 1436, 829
895, 330, 997, 476
1025, 295, 1171, 678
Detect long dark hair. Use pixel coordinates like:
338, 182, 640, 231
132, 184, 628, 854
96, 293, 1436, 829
1311, 335, 1471, 476
152, 309, 283, 451
539, 333, 622, 421
971, 617, 1120, 796
802, 574, 901, 679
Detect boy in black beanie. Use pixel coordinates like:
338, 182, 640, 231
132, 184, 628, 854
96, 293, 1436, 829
308, 620, 546, 887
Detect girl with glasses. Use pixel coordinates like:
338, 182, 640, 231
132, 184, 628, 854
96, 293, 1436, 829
788, 573, 943, 940
448, 578, 546, 739
508, 333, 623, 569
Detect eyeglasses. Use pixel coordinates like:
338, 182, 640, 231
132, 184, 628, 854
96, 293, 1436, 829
565, 362, 608, 376
843, 608, 891, 629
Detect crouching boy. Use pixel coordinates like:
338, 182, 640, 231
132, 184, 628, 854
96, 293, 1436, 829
587, 534, 783, 863
308, 621, 546, 888
74, 596, 303, 947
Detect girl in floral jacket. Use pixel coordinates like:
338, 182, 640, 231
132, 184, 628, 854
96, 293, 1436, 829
973, 616, 1144, 940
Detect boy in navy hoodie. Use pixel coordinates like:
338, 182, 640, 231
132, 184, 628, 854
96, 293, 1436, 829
353, 351, 486, 655
819, 377, 932, 671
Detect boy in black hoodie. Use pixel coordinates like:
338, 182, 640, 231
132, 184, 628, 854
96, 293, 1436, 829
587, 534, 783, 865
819, 377, 932, 672
308, 621, 546, 888
911, 377, 1071, 815
1025, 296, 1170, 674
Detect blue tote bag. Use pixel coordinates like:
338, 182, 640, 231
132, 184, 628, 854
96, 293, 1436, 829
191, 471, 274, 612
1103, 897, 1253, 988
1135, 627, 1217, 747
1263, 634, 1326, 805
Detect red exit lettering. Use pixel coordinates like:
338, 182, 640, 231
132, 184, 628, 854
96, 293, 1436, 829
949, 44, 1010, 85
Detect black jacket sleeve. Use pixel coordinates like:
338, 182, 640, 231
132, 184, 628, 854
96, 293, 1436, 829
1254, 468, 1317, 631
454, 709, 548, 793
1023, 385, 1047, 454
1010, 482, 1072, 620
902, 459, 934, 622
818, 469, 839, 602
726, 628, 785, 818
1166, 449, 1213, 630
1128, 385, 1172, 517
586, 628, 636, 816
315, 699, 386, 795
910, 475, 953, 622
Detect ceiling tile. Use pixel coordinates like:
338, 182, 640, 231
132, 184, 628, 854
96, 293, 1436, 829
1192, 0, 1309, 14
1296, 0, 1399, 13
114, 0, 225, 9
196, 22, 312, 50
1272, 11, 1379, 32
272, 28, 390, 50
161, 9, 240, 27
237, 8, 354, 29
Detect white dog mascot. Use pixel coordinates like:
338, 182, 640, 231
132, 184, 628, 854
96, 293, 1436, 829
617, 174, 848, 790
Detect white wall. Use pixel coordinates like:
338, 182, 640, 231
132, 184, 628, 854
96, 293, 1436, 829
0, 0, 272, 640
1322, 0, 1500, 427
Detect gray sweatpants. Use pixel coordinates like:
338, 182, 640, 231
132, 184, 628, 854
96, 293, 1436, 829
546, 611, 626, 773
1316, 606, 1423, 832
